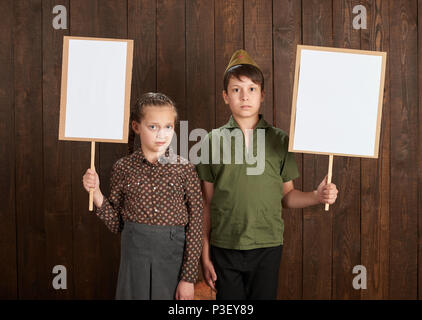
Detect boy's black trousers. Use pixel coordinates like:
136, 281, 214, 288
210, 244, 283, 300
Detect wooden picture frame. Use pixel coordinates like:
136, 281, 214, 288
59, 36, 134, 143
288, 45, 387, 159
288, 45, 386, 210
58, 36, 134, 210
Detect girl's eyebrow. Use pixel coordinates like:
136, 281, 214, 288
146, 122, 174, 125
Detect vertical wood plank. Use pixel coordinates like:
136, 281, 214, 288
42, 0, 73, 299
0, 0, 17, 299
273, 0, 303, 300
128, 0, 157, 153
93, 2, 127, 300
128, 0, 156, 97
331, 0, 361, 300
1, 0, 421, 301
389, 0, 418, 299
128, 0, 157, 152
186, 0, 215, 133
70, 0, 124, 299
69, 0, 102, 299
186, 1, 215, 298
215, 0, 243, 127
157, 0, 186, 121
361, 0, 390, 300
14, 0, 46, 299
419, 0, 422, 301
302, 0, 333, 300
244, 0, 274, 124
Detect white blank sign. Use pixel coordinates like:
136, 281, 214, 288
289, 45, 386, 158
59, 36, 133, 143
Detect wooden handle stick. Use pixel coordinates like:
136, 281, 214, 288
325, 154, 334, 211
89, 141, 95, 211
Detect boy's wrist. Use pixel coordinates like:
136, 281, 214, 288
201, 250, 212, 265
201, 240, 211, 263
313, 190, 320, 204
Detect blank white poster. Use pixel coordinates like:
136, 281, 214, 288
64, 39, 127, 140
292, 48, 384, 157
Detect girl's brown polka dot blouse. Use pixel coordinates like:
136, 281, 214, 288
95, 147, 204, 284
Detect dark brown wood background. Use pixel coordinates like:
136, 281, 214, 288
0, 0, 421, 300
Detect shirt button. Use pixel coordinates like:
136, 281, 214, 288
154, 208, 158, 212
153, 186, 157, 191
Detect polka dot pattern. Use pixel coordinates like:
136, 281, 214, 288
95, 147, 204, 283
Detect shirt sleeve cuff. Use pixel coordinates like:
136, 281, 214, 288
94, 197, 108, 217
179, 271, 198, 284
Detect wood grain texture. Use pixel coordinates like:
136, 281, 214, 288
186, 0, 215, 133
157, 0, 186, 121
0, 0, 421, 300
418, 0, 422, 301
215, 0, 243, 127
69, 0, 102, 299
244, 0, 274, 124
0, 0, 17, 299
128, 0, 157, 153
389, 0, 418, 299
302, 0, 333, 300
361, 0, 391, 300
331, 0, 361, 300
70, 0, 122, 299
95, 1, 127, 300
14, 0, 46, 299
43, 0, 73, 299
273, 0, 303, 300
186, 0, 215, 284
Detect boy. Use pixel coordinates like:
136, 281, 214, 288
196, 49, 338, 300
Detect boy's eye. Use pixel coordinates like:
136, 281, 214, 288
149, 125, 156, 130
233, 88, 239, 92
250, 87, 256, 91
166, 125, 173, 129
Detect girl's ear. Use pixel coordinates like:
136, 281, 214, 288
131, 120, 141, 134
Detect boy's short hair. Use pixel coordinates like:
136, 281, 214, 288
223, 64, 264, 92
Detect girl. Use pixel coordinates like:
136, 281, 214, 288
82, 92, 203, 300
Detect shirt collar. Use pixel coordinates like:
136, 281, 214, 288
133, 145, 176, 165
223, 114, 270, 129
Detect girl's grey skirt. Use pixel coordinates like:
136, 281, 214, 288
115, 221, 185, 300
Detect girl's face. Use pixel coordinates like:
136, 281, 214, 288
132, 105, 176, 155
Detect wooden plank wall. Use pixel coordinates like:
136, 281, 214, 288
0, 0, 421, 300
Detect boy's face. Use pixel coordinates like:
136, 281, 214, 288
222, 75, 264, 120
132, 105, 176, 155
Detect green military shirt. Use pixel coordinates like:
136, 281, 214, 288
195, 114, 299, 250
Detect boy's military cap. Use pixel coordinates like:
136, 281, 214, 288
224, 49, 261, 74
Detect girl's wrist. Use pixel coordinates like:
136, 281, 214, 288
93, 191, 104, 208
